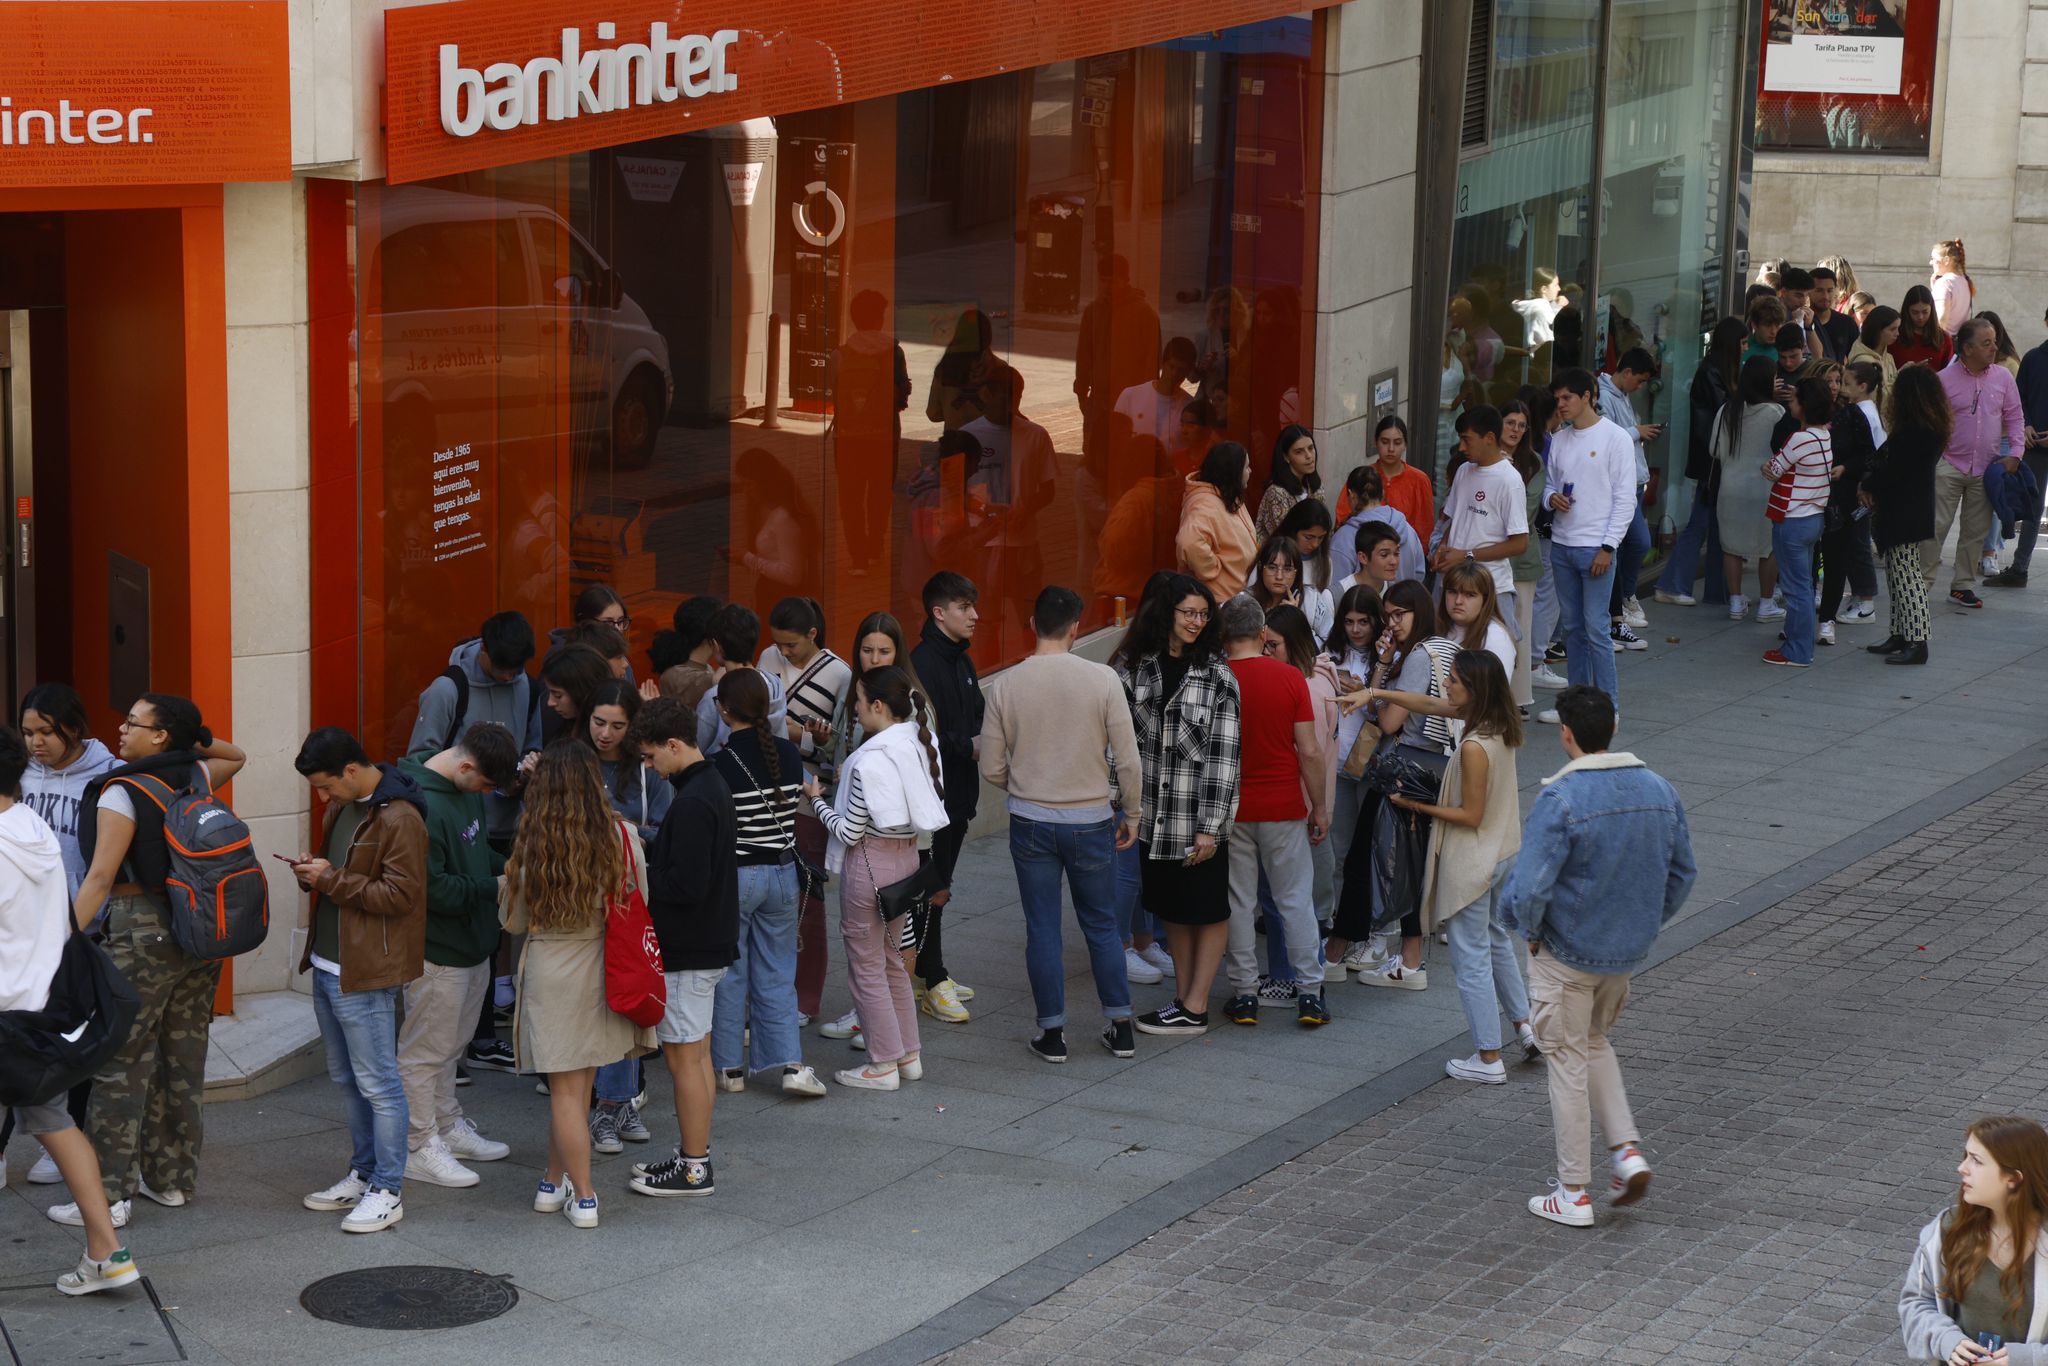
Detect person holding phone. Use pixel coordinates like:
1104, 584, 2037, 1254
1539, 370, 1637, 721
1899, 1115, 2048, 1364
1110, 576, 1241, 1035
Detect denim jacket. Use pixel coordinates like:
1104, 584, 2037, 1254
1500, 752, 1696, 974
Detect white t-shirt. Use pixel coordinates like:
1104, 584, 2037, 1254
1859, 398, 1888, 447
1443, 459, 1529, 595
1113, 382, 1191, 449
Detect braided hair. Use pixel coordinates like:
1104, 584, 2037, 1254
716, 667, 780, 787
857, 665, 944, 801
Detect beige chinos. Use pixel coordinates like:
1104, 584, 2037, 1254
1528, 950, 1639, 1186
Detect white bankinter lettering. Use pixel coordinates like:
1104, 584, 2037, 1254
439, 23, 739, 138
0, 98, 154, 146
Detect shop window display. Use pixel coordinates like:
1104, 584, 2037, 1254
333, 17, 1322, 757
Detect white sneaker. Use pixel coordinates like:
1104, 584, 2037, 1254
1610, 1144, 1653, 1205
1516, 1022, 1542, 1064
1836, 599, 1876, 623
1138, 942, 1175, 978
1528, 1180, 1595, 1227
1621, 597, 1648, 628
341, 1187, 404, 1233
566, 1191, 600, 1229
1652, 589, 1695, 606
28, 1150, 63, 1184
1757, 600, 1786, 622
303, 1172, 368, 1212
137, 1179, 186, 1208
818, 1009, 863, 1043
1535, 708, 1561, 725
405, 1136, 480, 1188
1531, 665, 1568, 690
1818, 621, 1836, 646
898, 1055, 924, 1082
48, 1198, 129, 1228
533, 1176, 571, 1213
442, 1118, 510, 1162
1123, 946, 1164, 985
1445, 1053, 1507, 1084
1727, 593, 1748, 620
835, 1063, 900, 1091
1981, 555, 2001, 579
1356, 956, 1427, 991
56, 1247, 140, 1297
781, 1065, 828, 1097
717, 1068, 746, 1093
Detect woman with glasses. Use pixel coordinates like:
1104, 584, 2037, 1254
1110, 575, 1243, 1035
48, 695, 245, 1230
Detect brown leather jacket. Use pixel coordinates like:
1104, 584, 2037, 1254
295, 764, 429, 993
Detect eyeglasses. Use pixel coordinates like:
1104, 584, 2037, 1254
1385, 608, 1414, 620
120, 717, 163, 732
1174, 607, 1210, 622
597, 614, 630, 629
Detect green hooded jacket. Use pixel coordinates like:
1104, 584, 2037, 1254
397, 755, 505, 967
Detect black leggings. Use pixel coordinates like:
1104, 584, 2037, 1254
919, 820, 969, 987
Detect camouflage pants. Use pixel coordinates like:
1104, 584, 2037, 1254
87, 893, 221, 1204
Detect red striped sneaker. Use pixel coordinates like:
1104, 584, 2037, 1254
1528, 1180, 1594, 1227
1610, 1145, 1652, 1205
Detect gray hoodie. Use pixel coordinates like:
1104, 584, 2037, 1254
21, 738, 119, 899
1900, 1210, 2048, 1362
407, 640, 533, 840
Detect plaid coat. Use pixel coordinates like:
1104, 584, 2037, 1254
1116, 654, 1242, 853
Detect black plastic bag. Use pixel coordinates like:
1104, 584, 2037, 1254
0, 931, 141, 1107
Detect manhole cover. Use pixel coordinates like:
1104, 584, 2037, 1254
298, 1267, 517, 1330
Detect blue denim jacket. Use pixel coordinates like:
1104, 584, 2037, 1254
1500, 752, 1696, 975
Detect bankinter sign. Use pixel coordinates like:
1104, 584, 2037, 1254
382, 0, 1317, 184
0, 2, 290, 189
439, 23, 740, 137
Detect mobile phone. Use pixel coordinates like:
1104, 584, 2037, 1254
1182, 845, 1197, 858
272, 853, 301, 865
1561, 481, 1575, 498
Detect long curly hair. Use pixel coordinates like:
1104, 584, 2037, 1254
504, 741, 623, 932
1943, 1115, 2048, 1324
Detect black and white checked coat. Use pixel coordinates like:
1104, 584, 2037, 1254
1115, 653, 1242, 854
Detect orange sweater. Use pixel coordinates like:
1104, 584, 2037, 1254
1175, 475, 1260, 605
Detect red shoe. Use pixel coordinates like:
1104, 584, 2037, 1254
1761, 649, 1808, 668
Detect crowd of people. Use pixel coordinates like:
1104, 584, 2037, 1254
6, 242, 2047, 1345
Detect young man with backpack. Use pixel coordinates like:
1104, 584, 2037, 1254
910, 571, 985, 1023
289, 728, 429, 1234
407, 610, 536, 1072
693, 603, 787, 756
624, 698, 740, 1198
394, 723, 519, 1190
0, 727, 140, 1294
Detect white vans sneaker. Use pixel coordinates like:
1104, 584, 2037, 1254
340, 1187, 403, 1233
1123, 946, 1164, 985
405, 1136, 480, 1188
1528, 1180, 1595, 1227
28, 1150, 63, 1184
1444, 1053, 1506, 1084
48, 1198, 129, 1229
302, 1172, 367, 1212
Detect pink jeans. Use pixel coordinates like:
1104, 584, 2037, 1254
840, 836, 921, 1064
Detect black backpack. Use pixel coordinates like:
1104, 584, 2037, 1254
437, 652, 536, 751
0, 931, 140, 1106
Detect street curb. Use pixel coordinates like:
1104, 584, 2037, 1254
841, 736, 2048, 1366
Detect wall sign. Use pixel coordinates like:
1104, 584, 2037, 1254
0, 2, 291, 188
384, 0, 1315, 184
1757, 0, 1936, 155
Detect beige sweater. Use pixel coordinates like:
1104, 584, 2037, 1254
979, 651, 1144, 823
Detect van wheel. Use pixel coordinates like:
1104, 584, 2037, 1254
612, 370, 664, 470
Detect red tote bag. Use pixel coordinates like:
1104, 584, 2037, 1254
603, 824, 667, 1028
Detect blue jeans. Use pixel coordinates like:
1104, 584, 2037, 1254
1771, 514, 1824, 662
1111, 840, 1150, 944
1444, 861, 1530, 1053
593, 1056, 639, 1104
1656, 488, 1728, 603
712, 863, 803, 1072
312, 971, 408, 1193
1551, 542, 1619, 700
1607, 501, 1651, 615
1009, 815, 1130, 1029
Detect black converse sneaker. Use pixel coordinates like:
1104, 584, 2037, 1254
631, 1156, 713, 1198
1100, 1018, 1136, 1058
1029, 1029, 1068, 1064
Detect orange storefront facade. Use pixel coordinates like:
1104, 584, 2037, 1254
312, 0, 1329, 756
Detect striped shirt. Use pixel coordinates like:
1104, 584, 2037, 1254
810, 769, 916, 847
1767, 426, 1833, 520
759, 644, 852, 771
712, 730, 805, 866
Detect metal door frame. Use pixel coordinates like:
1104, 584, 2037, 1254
0, 312, 33, 710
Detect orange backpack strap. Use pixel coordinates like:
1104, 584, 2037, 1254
111, 773, 179, 814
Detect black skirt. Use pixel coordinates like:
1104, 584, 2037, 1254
1140, 840, 1232, 926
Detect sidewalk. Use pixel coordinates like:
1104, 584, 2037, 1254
934, 753, 2048, 1364
6, 570, 2048, 1365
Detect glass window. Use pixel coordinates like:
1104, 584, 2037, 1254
347, 18, 1322, 757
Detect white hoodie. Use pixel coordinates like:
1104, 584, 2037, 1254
0, 803, 74, 1013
